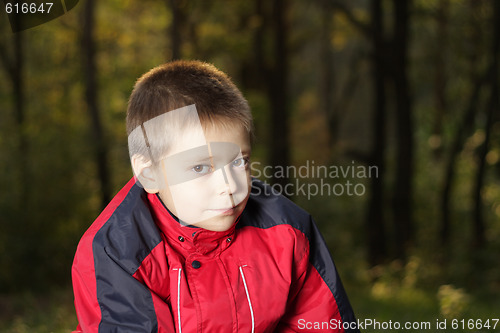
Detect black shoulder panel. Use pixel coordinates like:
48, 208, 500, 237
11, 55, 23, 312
92, 182, 161, 332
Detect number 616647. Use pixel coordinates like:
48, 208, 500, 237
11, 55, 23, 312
5, 2, 54, 14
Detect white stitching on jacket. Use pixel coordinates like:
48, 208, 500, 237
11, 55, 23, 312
239, 265, 254, 333
173, 268, 182, 333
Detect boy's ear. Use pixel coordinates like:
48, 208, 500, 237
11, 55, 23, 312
131, 154, 160, 193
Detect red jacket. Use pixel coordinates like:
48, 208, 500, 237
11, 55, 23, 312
72, 178, 359, 332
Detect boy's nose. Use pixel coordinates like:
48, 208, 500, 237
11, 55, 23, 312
222, 165, 239, 197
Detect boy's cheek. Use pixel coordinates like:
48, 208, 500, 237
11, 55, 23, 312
159, 167, 251, 224
157, 187, 177, 215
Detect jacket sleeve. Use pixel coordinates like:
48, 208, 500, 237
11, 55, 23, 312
72, 232, 176, 333
276, 217, 360, 333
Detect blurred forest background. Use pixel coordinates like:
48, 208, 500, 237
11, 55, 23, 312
0, 0, 499, 331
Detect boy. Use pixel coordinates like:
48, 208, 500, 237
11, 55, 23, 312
72, 60, 359, 332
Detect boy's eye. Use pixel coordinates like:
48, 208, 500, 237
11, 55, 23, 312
192, 165, 212, 174
232, 157, 248, 168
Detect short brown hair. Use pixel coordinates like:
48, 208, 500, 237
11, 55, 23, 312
126, 60, 253, 137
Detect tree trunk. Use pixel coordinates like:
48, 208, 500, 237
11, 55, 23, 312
168, 0, 182, 60
366, 0, 388, 267
0, 17, 32, 289
254, 0, 267, 76
440, 78, 485, 246
0, 19, 29, 209
431, 0, 449, 159
319, 0, 337, 149
82, 0, 111, 209
472, 0, 500, 249
440, 0, 484, 246
391, 0, 414, 260
13, 23, 28, 207
268, 0, 290, 188
0, 18, 28, 207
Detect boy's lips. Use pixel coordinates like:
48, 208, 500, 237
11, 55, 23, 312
210, 208, 234, 215
209, 205, 239, 216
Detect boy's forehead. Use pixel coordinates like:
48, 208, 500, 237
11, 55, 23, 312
140, 104, 250, 157
168, 125, 207, 156
166, 120, 250, 156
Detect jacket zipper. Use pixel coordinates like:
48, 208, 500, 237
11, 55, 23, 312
239, 265, 254, 333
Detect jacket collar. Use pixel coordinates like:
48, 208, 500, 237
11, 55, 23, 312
147, 192, 237, 256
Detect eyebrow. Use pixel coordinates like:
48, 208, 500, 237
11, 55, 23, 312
190, 157, 212, 165
241, 149, 251, 157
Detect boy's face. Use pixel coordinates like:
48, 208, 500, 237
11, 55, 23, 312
156, 121, 251, 232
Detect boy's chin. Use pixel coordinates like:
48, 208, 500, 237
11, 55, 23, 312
193, 216, 236, 231
187, 214, 237, 232
181, 199, 248, 232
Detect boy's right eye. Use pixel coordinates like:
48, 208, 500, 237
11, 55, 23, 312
192, 164, 212, 174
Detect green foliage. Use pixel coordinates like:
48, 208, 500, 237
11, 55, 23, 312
438, 285, 470, 320
345, 259, 500, 333
0, 289, 77, 332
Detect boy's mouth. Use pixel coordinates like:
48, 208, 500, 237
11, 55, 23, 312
208, 202, 241, 216
210, 207, 235, 215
